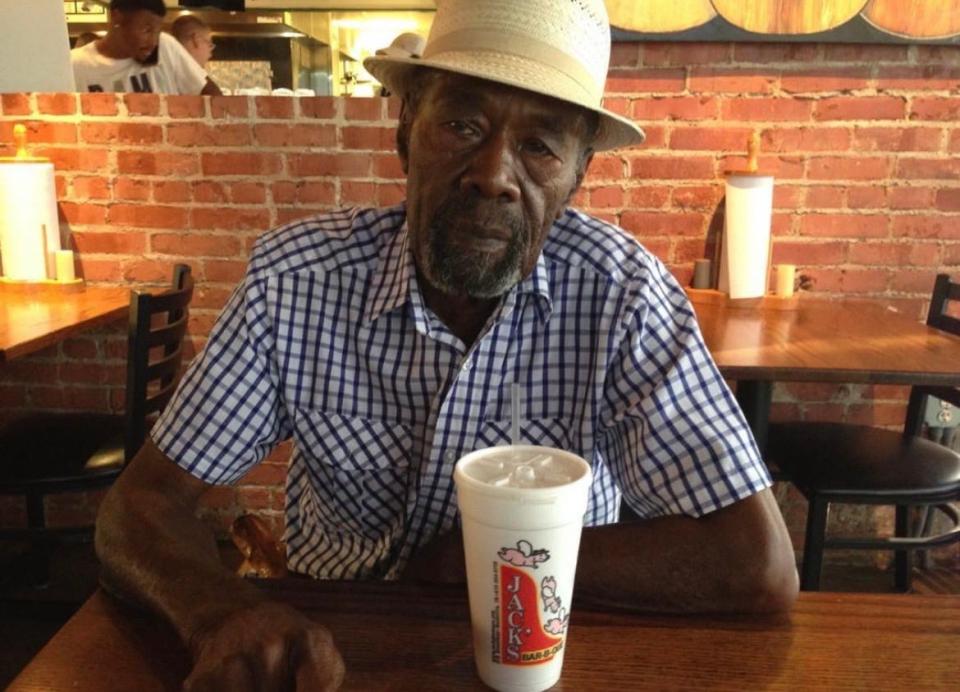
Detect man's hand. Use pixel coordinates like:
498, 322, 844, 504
184, 601, 345, 692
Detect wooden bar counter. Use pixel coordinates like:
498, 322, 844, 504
10, 579, 960, 690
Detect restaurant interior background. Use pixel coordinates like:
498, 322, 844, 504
1, 0, 959, 573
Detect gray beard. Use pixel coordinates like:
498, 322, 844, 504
422, 198, 529, 299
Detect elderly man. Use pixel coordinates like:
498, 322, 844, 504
96, 0, 797, 688
71, 0, 221, 95
171, 13, 216, 69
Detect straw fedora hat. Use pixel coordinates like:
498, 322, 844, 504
363, 0, 645, 151
375, 32, 426, 59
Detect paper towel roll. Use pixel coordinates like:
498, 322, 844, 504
718, 174, 774, 300
0, 162, 61, 280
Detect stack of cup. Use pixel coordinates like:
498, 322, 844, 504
454, 445, 592, 692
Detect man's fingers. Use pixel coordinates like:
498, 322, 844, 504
293, 626, 345, 691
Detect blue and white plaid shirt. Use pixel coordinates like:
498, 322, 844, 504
153, 204, 770, 580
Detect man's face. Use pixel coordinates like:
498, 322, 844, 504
114, 10, 163, 63
400, 72, 593, 299
188, 29, 215, 67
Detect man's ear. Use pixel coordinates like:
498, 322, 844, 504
396, 100, 412, 174
557, 150, 594, 216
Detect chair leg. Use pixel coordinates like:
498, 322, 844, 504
801, 495, 829, 591
894, 505, 913, 592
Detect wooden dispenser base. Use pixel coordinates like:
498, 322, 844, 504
685, 287, 800, 310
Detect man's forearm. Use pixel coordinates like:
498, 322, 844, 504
95, 443, 265, 649
575, 490, 798, 614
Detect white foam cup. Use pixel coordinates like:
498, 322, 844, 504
454, 445, 592, 692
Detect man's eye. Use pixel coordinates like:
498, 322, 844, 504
445, 120, 477, 137
523, 139, 554, 157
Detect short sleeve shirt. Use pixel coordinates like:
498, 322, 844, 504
152, 206, 771, 580
71, 33, 207, 94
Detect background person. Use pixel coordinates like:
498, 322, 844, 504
171, 13, 215, 69
70, 0, 221, 95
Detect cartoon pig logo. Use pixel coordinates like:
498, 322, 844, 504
498, 539, 550, 568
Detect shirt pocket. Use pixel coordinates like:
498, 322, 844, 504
293, 410, 411, 540
477, 417, 572, 451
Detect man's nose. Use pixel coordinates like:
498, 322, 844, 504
459, 133, 521, 202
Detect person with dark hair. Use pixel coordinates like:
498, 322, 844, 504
96, 0, 797, 688
71, 0, 221, 95
171, 13, 215, 69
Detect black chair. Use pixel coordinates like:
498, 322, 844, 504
766, 274, 960, 591
0, 264, 193, 584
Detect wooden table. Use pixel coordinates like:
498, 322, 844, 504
9, 580, 960, 690
0, 283, 130, 363
691, 298, 960, 448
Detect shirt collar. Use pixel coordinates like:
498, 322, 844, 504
362, 212, 555, 326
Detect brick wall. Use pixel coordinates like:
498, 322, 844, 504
1, 42, 958, 565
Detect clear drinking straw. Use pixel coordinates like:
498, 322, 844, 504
511, 383, 520, 445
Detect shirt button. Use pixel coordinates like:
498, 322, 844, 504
443, 451, 457, 463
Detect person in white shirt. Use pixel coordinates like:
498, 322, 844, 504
171, 14, 216, 69
71, 0, 221, 95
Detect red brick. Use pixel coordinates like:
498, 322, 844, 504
718, 154, 802, 179
846, 403, 909, 427
255, 96, 294, 119
586, 154, 627, 180
153, 181, 192, 204
37, 93, 77, 115
80, 93, 119, 116
771, 213, 795, 237
875, 66, 960, 91
688, 67, 776, 94
607, 68, 686, 93
72, 230, 147, 254
15, 121, 77, 144
189, 286, 233, 311
852, 126, 942, 152
771, 241, 847, 265
79, 258, 122, 282
62, 338, 99, 360
203, 259, 248, 283
60, 362, 124, 385
620, 211, 705, 236
59, 202, 108, 226
588, 185, 624, 208
191, 208, 270, 232
891, 215, 960, 240
936, 189, 960, 212
629, 155, 715, 179
848, 242, 916, 266
888, 187, 935, 210
780, 68, 871, 93
37, 147, 109, 172
896, 157, 960, 180
71, 176, 111, 200
341, 181, 377, 205
1, 93, 31, 115
780, 382, 851, 402
814, 96, 906, 121
804, 268, 889, 293
908, 243, 941, 266
122, 93, 161, 116
805, 185, 845, 208
113, 178, 151, 201
167, 123, 252, 147
732, 43, 819, 63
373, 153, 405, 179
890, 269, 939, 293
341, 126, 396, 151
762, 127, 851, 153
201, 152, 282, 176
670, 127, 753, 151
673, 238, 711, 264
772, 185, 803, 209
820, 45, 909, 63
910, 97, 960, 121
290, 153, 371, 177
117, 151, 199, 176
228, 182, 267, 204
193, 181, 228, 204
253, 123, 336, 148
807, 156, 891, 181
211, 96, 250, 119
298, 97, 337, 119
846, 186, 887, 210
344, 98, 384, 121
642, 43, 731, 67
610, 43, 640, 68
166, 95, 205, 118
599, 97, 629, 117
721, 98, 813, 122
240, 462, 288, 486
635, 125, 666, 149
633, 96, 718, 121
375, 186, 405, 208
150, 232, 240, 257
107, 204, 188, 229
799, 214, 888, 238
625, 186, 670, 208
671, 185, 722, 211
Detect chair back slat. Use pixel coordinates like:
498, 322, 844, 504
123, 264, 194, 461
909, 274, 960, 438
